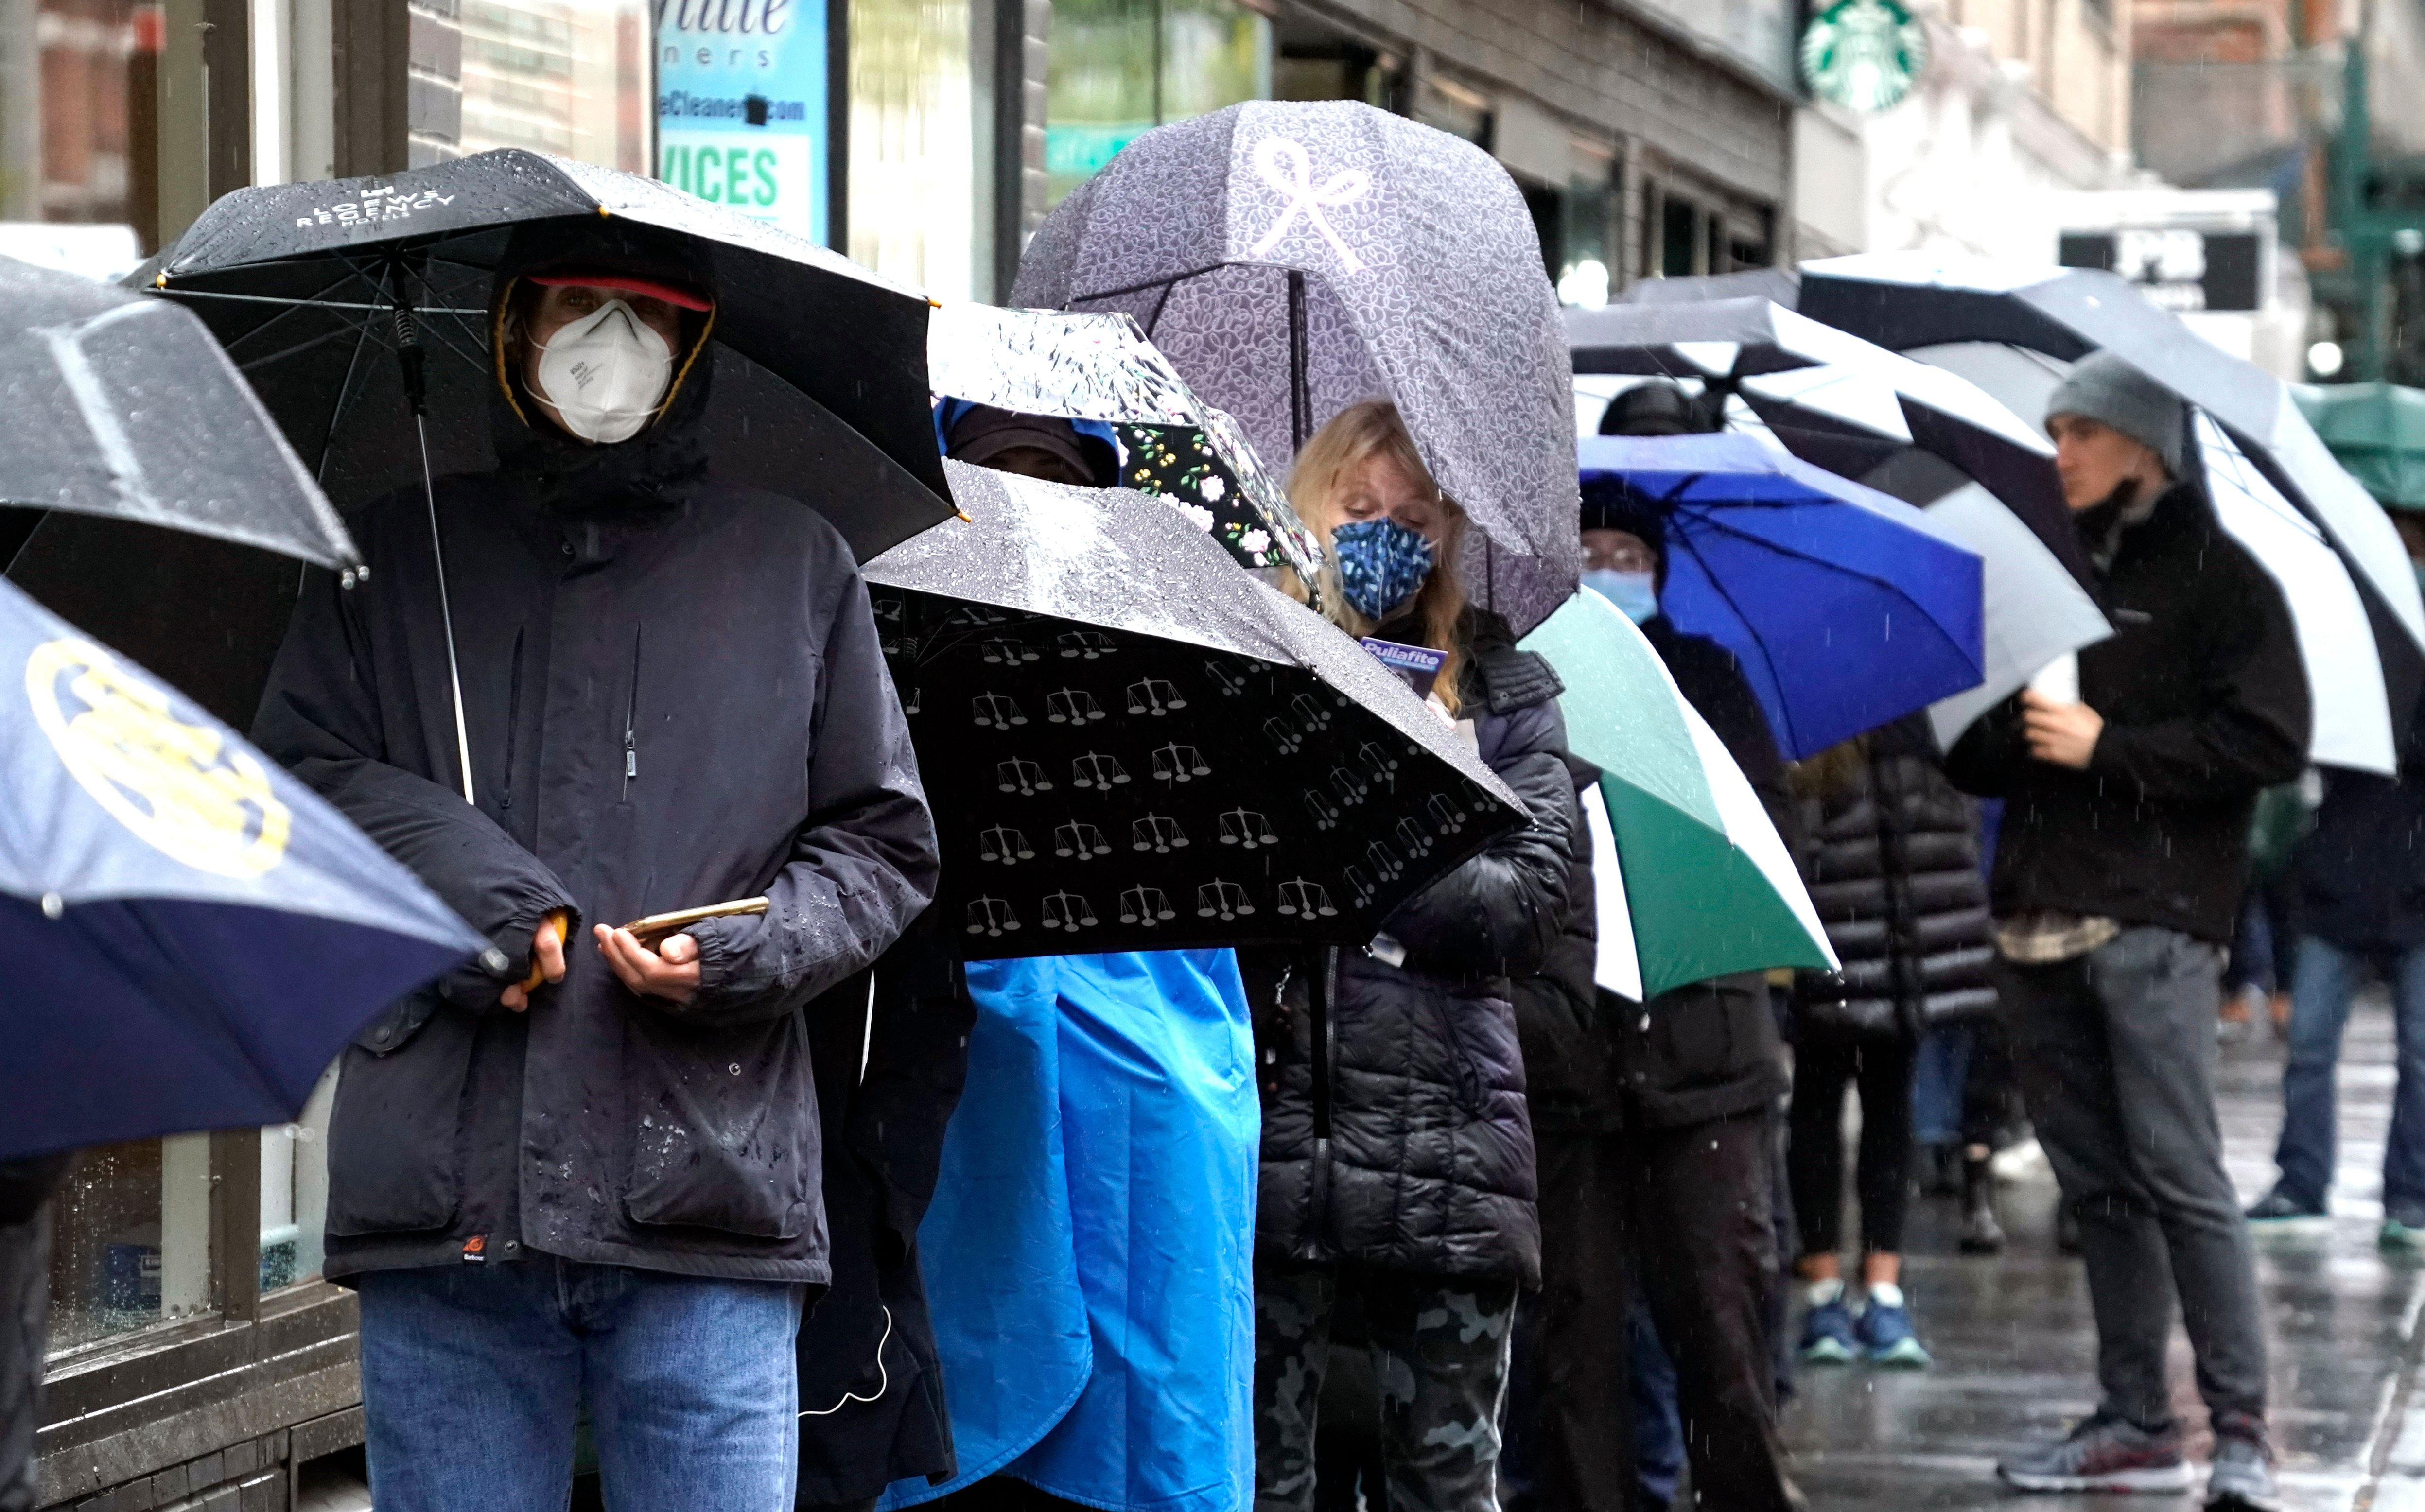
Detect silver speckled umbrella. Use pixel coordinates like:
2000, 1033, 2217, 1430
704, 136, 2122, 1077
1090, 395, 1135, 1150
1013, 100, 1580, 633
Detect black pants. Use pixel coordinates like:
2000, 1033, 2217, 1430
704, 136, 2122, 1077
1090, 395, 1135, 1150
1505, 1110, 1804, 1512
1961, 1013, 2022, 1149
1787, 1030, 1915, 1257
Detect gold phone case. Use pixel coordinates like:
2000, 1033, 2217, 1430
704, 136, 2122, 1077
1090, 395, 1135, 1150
619, 896, 770, 945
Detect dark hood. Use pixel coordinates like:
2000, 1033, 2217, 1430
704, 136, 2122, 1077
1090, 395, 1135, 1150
487, 217, 720, 512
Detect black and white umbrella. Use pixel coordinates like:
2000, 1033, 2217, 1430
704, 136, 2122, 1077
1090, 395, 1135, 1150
925, 301, 1323, 587
865, 460, 1525, 957
1566, 296, 2110, 747
1796, 252, 2423, 770
1904, 333, 2403, 775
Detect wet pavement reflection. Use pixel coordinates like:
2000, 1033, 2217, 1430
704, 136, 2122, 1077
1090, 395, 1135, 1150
1779, 996, 2425, 1510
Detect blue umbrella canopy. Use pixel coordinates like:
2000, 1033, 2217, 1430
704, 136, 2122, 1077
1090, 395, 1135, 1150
0, 575, 486, 1162
1580, 433, 1985, 758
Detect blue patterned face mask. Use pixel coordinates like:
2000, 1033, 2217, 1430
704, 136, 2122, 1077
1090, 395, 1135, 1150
1331, 517, 1435, 622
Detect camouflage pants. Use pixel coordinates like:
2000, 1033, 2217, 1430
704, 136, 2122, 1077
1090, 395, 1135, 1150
1253, 1261, 1519, 1512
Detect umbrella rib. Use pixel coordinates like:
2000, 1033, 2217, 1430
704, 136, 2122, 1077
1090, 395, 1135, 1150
315, 306, 381, 483
1071, 263, 1232, 308
1672, 502, 1980, 670
236, 315, 382, 375
166, 289, 488, 315
169, 266, 379, 359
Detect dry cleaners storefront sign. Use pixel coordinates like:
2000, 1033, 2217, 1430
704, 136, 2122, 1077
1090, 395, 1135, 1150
656, 0, 827, 242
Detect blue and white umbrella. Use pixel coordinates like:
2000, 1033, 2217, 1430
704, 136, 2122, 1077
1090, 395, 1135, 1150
1580, 432, 1986, 758
0, 576, 485, 1162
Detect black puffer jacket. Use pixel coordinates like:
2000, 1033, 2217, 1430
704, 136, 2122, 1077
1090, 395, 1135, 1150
1792, 716, 1996, 1039
1252, 614, 1581, 1286
254, 224, 939, 1284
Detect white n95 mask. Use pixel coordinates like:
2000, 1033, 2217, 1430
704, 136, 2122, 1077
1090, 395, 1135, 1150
533, 299, 675, 444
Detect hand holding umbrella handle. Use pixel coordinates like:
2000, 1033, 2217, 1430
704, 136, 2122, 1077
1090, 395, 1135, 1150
520, 910, 570, 992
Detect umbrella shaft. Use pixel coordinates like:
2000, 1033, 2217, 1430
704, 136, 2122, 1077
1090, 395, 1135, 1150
416, 412, 477, 806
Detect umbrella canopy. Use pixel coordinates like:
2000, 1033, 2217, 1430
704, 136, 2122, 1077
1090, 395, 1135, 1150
1914, 340, 2400, 774
1518, 590, 1834, 1000
1012, 99, 1580, 633
925, 301, 1322, 583
1579, 433, 1986, 759
0, 254, 354, 570
1567, 296, 2092, 587
1794, 253, 2425, 686
144, 148, 949, 558
2294, 382, 2425, 509
0, 257, 366, 731
864, 460, 1526, 957
0, 574, 484, 1162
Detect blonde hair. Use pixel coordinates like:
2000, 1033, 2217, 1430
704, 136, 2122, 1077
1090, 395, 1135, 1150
1287, 399, 1472, 716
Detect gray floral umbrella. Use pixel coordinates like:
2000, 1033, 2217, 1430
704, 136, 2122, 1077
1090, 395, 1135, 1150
1012, 100, 1580, 633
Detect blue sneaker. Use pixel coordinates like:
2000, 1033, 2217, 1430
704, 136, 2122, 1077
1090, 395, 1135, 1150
2383, 1199, 2425, 1252
1855, 1286, 1931, 1368
1798, 1292, 1857, 1364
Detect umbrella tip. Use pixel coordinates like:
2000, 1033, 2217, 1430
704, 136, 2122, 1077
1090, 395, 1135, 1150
596, 206, 612, 218
153, 272, 166, 288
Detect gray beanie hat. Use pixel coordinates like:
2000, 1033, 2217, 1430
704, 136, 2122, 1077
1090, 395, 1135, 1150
2045, 351, 2186, 473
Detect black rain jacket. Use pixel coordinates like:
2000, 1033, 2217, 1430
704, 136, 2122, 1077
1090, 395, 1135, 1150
1250, 613, 1580, 1286
253, 262, 938, 1284
1945, 479, 2310, 942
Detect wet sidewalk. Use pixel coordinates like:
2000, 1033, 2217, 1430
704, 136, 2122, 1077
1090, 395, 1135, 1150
1780, 996, 2425, 1510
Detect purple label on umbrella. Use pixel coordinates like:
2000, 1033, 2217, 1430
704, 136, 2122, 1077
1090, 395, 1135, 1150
1359, 638, 1445, 696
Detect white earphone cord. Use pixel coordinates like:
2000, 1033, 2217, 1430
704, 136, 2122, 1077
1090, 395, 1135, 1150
802, 973, 891, 1418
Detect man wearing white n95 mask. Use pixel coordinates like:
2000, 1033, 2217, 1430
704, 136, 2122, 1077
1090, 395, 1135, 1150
253, 222, 937, 1512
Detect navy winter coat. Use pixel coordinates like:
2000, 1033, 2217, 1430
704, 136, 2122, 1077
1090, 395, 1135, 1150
254, 356, 938, 1285
1251, 614, 1580, 1286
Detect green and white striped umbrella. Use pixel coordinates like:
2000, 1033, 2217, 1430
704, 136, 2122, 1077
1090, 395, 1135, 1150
1522, 590, 1836, 1001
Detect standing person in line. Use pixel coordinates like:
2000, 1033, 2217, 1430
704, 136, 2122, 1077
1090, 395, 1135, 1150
1944, 353, 2308, 1510
254, 221, 940, 1512
2247, 513, 2425, 1249
1250, 399, 1583, 1512
1784, 715, 1997, 1371
1502, 385, 1807, 1512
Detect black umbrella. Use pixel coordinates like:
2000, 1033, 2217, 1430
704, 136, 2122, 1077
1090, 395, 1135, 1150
144, 149, 949, 554
0, 256, 363, 729
866, 460, 1526, 957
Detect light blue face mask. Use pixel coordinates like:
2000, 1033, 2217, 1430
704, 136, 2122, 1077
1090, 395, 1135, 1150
1583, 568, 1658, 624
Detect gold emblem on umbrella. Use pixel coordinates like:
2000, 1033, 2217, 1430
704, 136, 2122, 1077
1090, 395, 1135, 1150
26, 638, 291, 877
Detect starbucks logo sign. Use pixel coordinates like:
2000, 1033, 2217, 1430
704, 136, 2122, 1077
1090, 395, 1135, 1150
1800, 0, 1929, 113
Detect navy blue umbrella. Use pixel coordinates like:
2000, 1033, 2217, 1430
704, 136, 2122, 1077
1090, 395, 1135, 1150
0, 575, 485, 1162
1580, 433, 1984, 758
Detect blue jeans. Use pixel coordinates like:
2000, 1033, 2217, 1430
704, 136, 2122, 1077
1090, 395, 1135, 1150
1909, 1025, 1974, 1147
357, 1257, 806, 1512
2274, 935, 2425, 1210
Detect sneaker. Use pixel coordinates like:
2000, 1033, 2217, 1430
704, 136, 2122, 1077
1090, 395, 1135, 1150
1856, 1285, 1931, 1368
2245, 1186, 2329, 1228
1797, 1291, 1858, 1365
1960, 1151, 2006, 1255
1997, 1414, 2194, 1494
2205, 1433, 2283, 1511
2383, 1199, 2425, 1251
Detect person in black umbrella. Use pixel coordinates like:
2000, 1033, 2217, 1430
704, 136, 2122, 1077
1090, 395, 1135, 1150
1945, 352, 2306, 1510
253, 218, 939, 1512
1247, 398, 1583, 1512
1503, 391, 1805, 1512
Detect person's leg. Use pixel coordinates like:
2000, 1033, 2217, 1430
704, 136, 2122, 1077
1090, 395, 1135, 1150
1786, 1034, 1853, 1275
1626, 1111, 1805, 1512
1996, 958, 2178, 1432
1627, 1305, 1683, 1512
579, 1262, 805, 1512
2085, 929, 2269, 1435
355, 1261, 582, 1512
1255, 1260, 1339, 1512
2381, 945, 2425, 1222
2270, 935, 2365, 1211
1852, 1035, 1918, 1262
1361, 1269, 1520, 1512
1503, 1132, 1634, 1512
1910, 1025, 1973, 1155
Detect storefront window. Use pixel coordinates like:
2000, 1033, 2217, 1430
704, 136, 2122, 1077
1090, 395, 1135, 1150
47, 1136, 212, 1353
849, 0, 979, 298
457, 0, 651, 171
1045, 0, 1269, 207
0, 0, 160, 254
